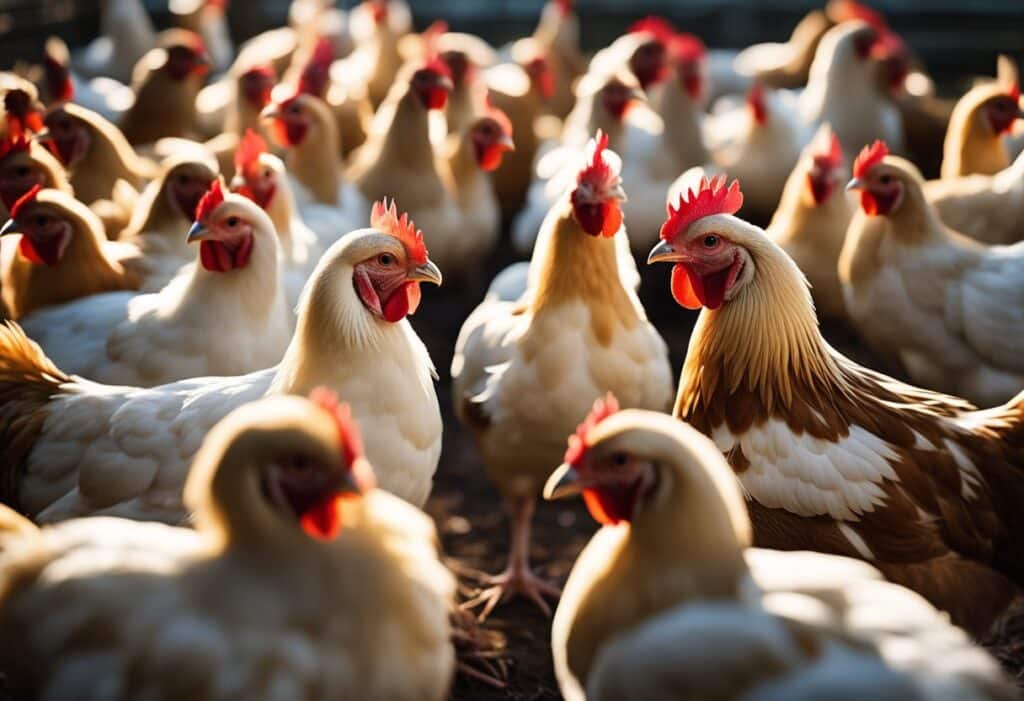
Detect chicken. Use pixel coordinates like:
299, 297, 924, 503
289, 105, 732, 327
39, 36, 135, 126
262, 92, 368, 248
648, 174, 1024, 636
529, 0, 584, 119
0, 187, 139, 319
452, 134, 672, 617
118, 151, 219, 290
799, 20, 906, 156
544, 399, 1015, 701
0, 80, 45, 140
0, 199, 442, 522
224, 64, 277, 137
767, 125, 853, 321
231, 129, 323, 308
486, 40, 556, 218
925, 148, 1024, 246
19, 181, 291, 387
170, 0, 234, 75
941, 80, 1022, 178
41, 101, 155, 237
0, 390, 454, 701
587, 18, 673, 99
119, 30, 212, 146
72, 0, 157, 84
842, 141, 1024, 406
335, 0, 411, 109
0, 133, 73, 220
731, 8, 831, 90
643, 34, 709, 180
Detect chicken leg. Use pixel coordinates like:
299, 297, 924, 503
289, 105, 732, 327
463, 496, 561, 620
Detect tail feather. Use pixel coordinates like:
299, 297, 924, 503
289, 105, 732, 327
0, 321, 70, 512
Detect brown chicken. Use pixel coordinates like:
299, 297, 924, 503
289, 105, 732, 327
941, 79, 1022, 178
648, 174, 1024, 636
0, 187, 138, 318
120, 30, 212, 145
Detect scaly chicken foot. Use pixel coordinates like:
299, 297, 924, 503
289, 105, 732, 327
461, 496, 562, 620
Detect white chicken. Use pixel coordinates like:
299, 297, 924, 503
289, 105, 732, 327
544, 400, 1015, 701
0, 200, 443, 522
72, 0, 157, 84
0, 391, 454, 701
452, 133, 672, 617
19, 181, 291, 387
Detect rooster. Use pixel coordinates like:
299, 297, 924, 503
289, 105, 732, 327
940, 80, 1022, 178
0, 391, 455, 701
0, 187, 139, 319
119, 30, 212, 146
452, 133, 672, 618
262, 92, 368, 248
842, 141, 1024, 407
544, 398, 1015, 701
648, 174, 1024, 636
118, 151, 219, 290
767, 125, 852, 321
18, 180, 291, 387
0, 199, 442, 522
231, 129, 323, 308
925, 148, 1024, 246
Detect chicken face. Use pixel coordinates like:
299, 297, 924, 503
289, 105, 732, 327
524, 55, 555, 99
470, 115, 514, 172
3, 89, 44, 136
629, 39, 668, 91
0, 195, 73, 266
982, 94, 1022, 136
41, 109, 91, 169
570, 131, 626, 237
805, 132, 843, 206
165, 164, 216, 220
187, 182, 256, 272
410, 61, 454, 111
232, 130, 277, 209
747, 83, 767, 126
262, 96, 311, 147
238, 66, 275, 111
672, 34, 707, 101
165, 43, 212, 81
440, 50, 473, 87
599, 79, 642, 122
870, 32, 909, 94
846, 141, 903, 216
0, 144, 47, 210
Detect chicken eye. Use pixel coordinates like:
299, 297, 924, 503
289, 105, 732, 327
610, 452, 629, 468
176, 174, 190, 185
703, 235, 719, 248
15, 166, 30, 177
879, 174, 892, 185
35, 215, 48, 227
378, 253, 396, 266
226, 216, 239, 228
263, 169, 272, 178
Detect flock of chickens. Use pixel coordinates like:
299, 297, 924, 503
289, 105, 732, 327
0, 0, 1022, 698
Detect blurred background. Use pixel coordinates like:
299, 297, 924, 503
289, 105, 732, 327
2, 0, 1022, 85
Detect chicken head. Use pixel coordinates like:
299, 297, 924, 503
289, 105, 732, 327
0, 185, 72, 266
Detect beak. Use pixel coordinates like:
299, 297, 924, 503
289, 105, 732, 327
408, 259, 443, 286
437, 74, 455, 92
647, 238, 679, 265
334, 469, 363, 496
543, 463, 583, 501
33, 129, 54, 144
186, 220, 211, 242
498, 133, 515, 151
260, 104, 282, 121
630, 86, 647, 103
846, 177, 863, 192
0, 218, 19, 237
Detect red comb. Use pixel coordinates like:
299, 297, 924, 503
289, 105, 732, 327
671, 33, 707, 62
1009, 82, 1021, 102
661, 175, 744, 242
814, 131, 843, 171
8, 184, 42, 219
194, 178, 226, 223
421, 53, 453, 81
369, 0, 388, 24
629, 16, 676, 43
4, 90, 43, 136
309, 388, 365, 468
553, 0, 573, 15
423, 20, 448, 48
0, 134, 30, 162
577, 130, 617, 188
830, 0, 888, 31
747, 83, 767, 125
371, 199, 427, 265
564, 393, 621, 468
853, 140, 888, 179
869, 31, 907, 60
206, 0, 228, 9
297, 38, 333, 98
234, 129, 268, 177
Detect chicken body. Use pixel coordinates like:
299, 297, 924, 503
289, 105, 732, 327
941, 82, 1022, 179
0, 226, 443, 522
547, 409, 1015, 701
19, 194, 290, 387
0, 394, 454, 701
841, 153, 1024, 406
72, 0, 157, 84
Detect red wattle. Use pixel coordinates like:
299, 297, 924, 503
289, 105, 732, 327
601, 202, 622, 237
18, 237, 46, 265
860, 190, 880, 216
199, 235, 254, 272
670, 264, 703, 310
299, 493, 345, 540
426, 88, 449, 110
382, 281, 422, 322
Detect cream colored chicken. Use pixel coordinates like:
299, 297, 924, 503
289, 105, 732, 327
18, 182, 291, 387
843, 141, 1024, 406
925, 148, 1024, 246
941, 80, 1022, 178
528, 0, 583, 119
0, 200, 442, 522
452, 133, 672, 617
544, 400, 1015, 701
0, 391, 454, 701
767, 125, 853, 320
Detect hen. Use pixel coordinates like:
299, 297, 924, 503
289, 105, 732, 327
842, 141, 1024, 406
0, 187, 138, 319
0, 200, 442, 522
72, 0, 156, 84
452, 134, 672, 617
0, 390, 454, 701
528, 0, 583, 119
544, 399, 1015, 701
19, 181, 291, 387
940, 79, 1022, 178
648, 174, 1024, 636
0, 133, 73, 220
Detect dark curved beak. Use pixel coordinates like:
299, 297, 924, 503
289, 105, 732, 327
408, 259, 443, 286
647, 239, 678, 265
846, 178, 863, 192
0, 218, 19, 236
543, 463, 582, 501
186, 221, 211, 242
